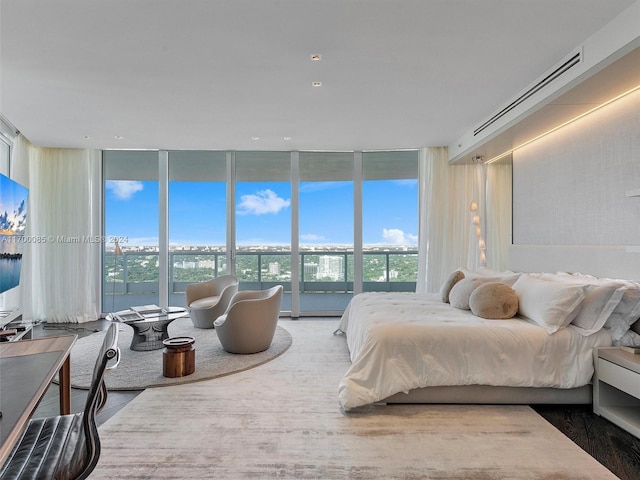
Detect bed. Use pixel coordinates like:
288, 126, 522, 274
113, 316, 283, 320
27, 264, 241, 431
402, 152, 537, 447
337, 246, 640, 411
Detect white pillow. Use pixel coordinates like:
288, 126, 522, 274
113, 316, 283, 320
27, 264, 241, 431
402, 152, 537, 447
460, 268, 521, 287
567, 273, 640, 341
449, 277, 488, 310
512, 274, 587, 334
571, 285, 625, 336
613, 328, 640, 347
538, 273, 624, 335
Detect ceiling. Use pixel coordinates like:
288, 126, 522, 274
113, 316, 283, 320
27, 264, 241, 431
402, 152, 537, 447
0, 0, 636, 152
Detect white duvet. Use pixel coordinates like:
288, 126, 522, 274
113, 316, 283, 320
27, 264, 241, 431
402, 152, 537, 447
337, 292, 612, 410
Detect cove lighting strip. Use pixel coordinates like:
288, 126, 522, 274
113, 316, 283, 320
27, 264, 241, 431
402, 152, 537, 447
485, 84, 640, 164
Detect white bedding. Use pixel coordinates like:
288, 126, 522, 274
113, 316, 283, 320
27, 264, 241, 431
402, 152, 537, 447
337, 292, 612, 411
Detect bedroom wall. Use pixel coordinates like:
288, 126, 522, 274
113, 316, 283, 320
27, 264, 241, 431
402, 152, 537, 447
510, 87, 640, 278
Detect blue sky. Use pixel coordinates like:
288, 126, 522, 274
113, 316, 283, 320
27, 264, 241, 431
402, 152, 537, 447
105, 179, 417, 247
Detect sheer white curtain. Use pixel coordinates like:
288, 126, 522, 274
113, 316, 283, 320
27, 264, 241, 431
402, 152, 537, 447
12, 135, 102, 322
416, 147, 511, 293
485, 162, 512, 271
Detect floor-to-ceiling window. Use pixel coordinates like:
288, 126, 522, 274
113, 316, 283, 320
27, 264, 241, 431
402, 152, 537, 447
102, 149, 418, 314
299, 152, 354, 313
103, 151, 160, 311
168, 151, 228, 306
235, 152, 292, 311
362, 150, 419, 292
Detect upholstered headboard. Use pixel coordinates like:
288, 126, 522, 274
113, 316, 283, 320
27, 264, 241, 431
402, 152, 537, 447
508, 245, 640, 282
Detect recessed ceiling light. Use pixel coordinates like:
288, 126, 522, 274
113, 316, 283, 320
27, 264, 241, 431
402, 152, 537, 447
251, 136, 260, 141
312, 81, 322, 87
311, 54, 321, 61
83, 135, 90, 139
283, 136, 292, 141
114, 135, 124, 140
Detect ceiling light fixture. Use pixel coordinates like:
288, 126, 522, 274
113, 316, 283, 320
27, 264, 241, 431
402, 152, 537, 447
312, 81, 322, 87
283, 136, 292, 141
114, 135, 124, 140
251, 136, 260, 141
485, 83, 640, 164
311, 54, 321, 61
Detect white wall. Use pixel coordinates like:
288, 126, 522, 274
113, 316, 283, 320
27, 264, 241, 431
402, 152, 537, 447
513, 88, 640, 247
510, 87, 640, 280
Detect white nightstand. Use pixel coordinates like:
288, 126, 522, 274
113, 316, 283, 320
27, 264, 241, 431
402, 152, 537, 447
593, 347, 640, 439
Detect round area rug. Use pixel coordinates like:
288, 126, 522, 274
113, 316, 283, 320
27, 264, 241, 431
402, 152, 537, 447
68, 317, 292, 390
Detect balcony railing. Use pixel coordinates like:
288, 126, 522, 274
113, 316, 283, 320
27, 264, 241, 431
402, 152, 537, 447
103, 248, 418, 311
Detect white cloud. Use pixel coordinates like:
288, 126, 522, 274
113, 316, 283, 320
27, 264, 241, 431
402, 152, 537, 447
237, 189, 290, 215
106, 180, 144, 200
382, 228, 418, 245
300, 233, 326, 242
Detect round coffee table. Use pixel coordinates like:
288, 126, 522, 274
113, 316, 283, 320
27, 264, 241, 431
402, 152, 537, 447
113, 307, 189, 351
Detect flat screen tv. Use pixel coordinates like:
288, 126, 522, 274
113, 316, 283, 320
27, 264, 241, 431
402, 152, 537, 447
0, 173, 29, 295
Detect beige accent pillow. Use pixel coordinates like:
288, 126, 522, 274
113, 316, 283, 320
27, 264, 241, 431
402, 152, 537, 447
469, 282, 519, 319
440, 270, 465, 303
449, 277, 488, 310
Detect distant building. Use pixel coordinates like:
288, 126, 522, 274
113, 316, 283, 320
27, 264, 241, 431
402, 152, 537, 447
317, 256, 343, 281
268, 262, 280, 275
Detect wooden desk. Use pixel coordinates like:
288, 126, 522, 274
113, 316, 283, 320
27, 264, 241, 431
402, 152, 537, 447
0, 335, 76, 466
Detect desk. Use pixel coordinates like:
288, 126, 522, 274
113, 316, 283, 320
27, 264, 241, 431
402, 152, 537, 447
0, 335, 76, 467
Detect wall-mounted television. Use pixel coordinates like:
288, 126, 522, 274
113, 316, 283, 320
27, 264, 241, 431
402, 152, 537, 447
0, 173, 29, 294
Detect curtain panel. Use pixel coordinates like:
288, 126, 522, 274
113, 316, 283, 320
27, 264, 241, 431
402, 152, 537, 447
11, 135, 102, 323
417, 147, 511, 293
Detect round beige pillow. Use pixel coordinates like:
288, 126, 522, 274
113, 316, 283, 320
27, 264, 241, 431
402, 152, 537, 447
440, 270, 465, 303
469, 282, 519, 319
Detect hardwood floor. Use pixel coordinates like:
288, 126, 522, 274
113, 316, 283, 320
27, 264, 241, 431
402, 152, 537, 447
533, 404, 640, 480
30, 320, 640, 479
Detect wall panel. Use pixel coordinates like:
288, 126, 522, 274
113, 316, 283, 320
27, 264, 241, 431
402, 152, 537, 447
513, 89, 640, 246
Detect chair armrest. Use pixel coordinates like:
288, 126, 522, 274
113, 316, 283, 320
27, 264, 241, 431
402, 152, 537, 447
230, 290, 265, 303
186, 281, 216, 305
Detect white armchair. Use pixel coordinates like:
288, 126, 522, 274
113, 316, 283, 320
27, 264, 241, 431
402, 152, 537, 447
186, 275, 239, 329
213, 285, 283, 354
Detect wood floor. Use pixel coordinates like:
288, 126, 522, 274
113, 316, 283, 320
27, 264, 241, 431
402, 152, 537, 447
31, 319, 640, 480
533, 404, 640, 480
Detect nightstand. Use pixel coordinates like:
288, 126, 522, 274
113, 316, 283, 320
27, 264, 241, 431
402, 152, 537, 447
593, 347, 640, 439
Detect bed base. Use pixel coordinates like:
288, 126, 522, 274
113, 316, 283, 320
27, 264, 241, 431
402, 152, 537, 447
382, 385, 592, 405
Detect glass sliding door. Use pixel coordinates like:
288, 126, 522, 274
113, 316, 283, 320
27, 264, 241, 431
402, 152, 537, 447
362, 150, 419, 292
168, 151, 227, 307
235, 152, 292, 311
103, 150, 160, 311
299, 152, 354, 313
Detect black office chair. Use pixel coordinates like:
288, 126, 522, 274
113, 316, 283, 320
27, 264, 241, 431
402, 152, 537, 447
0, 323, 120, 480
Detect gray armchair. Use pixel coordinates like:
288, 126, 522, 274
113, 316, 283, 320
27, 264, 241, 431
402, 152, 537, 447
213, 285, 283, 354
186, 275, 239, 329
